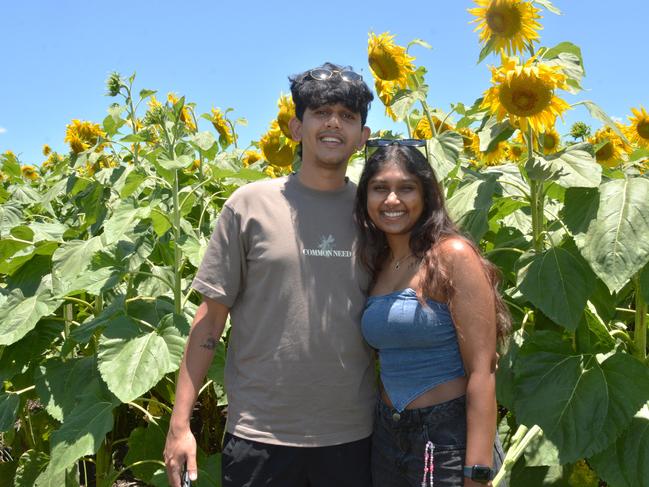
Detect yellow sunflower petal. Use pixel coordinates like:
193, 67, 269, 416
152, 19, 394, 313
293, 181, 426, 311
469, 0, 542, 56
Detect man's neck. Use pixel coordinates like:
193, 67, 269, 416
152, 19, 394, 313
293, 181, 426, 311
297, 163, 348, 191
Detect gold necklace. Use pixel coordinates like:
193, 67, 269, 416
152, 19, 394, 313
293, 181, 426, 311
393, 253, 412, 270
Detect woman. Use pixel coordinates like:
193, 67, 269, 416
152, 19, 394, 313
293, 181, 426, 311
354, 142, 510, 487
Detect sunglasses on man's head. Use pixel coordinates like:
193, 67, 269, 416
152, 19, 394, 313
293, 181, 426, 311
364, 138, 428, 162
305, 68, 363, 83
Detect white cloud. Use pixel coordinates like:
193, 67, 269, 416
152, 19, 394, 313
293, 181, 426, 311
0, 127, 6, 134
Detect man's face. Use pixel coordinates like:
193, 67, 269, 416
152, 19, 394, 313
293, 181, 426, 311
290, 103, 370, 170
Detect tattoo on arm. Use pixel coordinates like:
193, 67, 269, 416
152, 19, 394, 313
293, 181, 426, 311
200, 337, 219, 350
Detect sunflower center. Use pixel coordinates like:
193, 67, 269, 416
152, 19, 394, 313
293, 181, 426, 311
543, 134, 558, 150
486, 5, 521, 38
499, 77, 553, 117
637, 120, 649, 139
596, 141, 614, 161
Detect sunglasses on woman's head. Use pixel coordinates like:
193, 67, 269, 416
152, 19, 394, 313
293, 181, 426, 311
364, 138, 428, 163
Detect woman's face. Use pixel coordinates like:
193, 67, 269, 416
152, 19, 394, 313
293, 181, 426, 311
366, 162, 424, 237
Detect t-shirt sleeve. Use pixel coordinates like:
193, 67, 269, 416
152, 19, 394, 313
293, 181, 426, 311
192, 204, 245, 307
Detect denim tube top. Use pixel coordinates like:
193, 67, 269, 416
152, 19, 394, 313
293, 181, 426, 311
361, 288, 465, 412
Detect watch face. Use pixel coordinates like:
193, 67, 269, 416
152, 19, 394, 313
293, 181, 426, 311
472, 465, 493, 482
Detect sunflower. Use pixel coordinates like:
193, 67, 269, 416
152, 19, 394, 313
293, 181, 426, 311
481, 55, 569, 134
368, 32, 416, 88
471, 137, 510, 166
21, 165, 39, 181
259, 120, 295, 168
167, 93, 196, 132
539, 127, 561, 154
469, 0, 542, 56
276, 94, 295, 139
42, 144, 52, 156
208, 108, 234, 147
589, 126, 629, 168
42, 152, 63, 171
64, 120, 105, 154
413, 115, 453, 139
242, 150, 262, 167
374, 79, 399, 121
625, 106, 649, 149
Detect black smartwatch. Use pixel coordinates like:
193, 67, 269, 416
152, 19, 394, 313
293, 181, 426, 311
463, 464, 495, 483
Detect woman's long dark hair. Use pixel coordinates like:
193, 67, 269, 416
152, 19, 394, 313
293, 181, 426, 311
354, 145, 511, 342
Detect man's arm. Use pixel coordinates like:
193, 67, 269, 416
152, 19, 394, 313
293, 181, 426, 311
164, 297, 229, 487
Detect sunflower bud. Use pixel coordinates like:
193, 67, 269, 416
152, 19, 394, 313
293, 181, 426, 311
106, 72, 123, 97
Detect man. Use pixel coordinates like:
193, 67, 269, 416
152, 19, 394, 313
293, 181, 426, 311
164, 62, 375, 487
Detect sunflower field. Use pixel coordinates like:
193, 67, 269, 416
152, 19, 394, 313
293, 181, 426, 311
2, 1, 649, 486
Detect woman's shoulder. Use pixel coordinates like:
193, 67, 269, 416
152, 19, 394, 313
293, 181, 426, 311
434, 236, 482, 270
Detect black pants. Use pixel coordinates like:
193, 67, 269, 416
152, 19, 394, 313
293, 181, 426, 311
221, 432, 372, 487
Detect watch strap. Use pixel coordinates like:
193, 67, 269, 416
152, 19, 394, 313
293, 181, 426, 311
463, 465, 495, 482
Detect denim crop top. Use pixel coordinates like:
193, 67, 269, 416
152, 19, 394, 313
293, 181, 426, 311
361, 288, 465, 412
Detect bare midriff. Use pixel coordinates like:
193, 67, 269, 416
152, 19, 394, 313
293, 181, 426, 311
380, 375, 468, 410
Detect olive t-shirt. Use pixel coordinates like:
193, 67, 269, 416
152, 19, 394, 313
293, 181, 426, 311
192, 173, 375, 446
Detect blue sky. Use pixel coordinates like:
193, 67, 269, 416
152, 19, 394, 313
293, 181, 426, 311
1, 0, 647, 165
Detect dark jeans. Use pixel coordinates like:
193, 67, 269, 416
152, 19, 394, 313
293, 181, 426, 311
221, 432, 372, 487
372, 396, 505, 487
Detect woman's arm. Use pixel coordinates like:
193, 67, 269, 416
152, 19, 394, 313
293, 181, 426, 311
438, 237, 498, 486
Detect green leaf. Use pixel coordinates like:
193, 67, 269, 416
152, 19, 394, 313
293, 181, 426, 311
190, 131, 217, 152
477, 36, 496, 63
124, 422, 167, 482
178, 234, 208, 268
573, 101, 629, 143
517, 244, 596, 330
533, 0, 561, 14
562, 187, 599, 238
139, 89, 157, 100
542, 142, 600, 188
157, 154, 193, 170
477, 117, 514, 152
102, 114, 126, 137
71, 297, 125, 343
0, 392, 20, 431
98, 320, 172, 403
51, 237, 104, 296
389, 87, 426, 122
206, 339, 227, 385
0, 203, 22, 235
542, 42, 585, 94
447, 176, 496, 242
159, 314, 188, 372
40, 394, 116, 482
120, 133, 147, 143
496, 330, 525, 410
14, 450, 49, 487
514, 332, 649, 462
589, 403, 649, 487
151, 208, 172, 237
407, 38, 432, 50
427, 131, 463, 179
34, 357, 96, 422
0, 287, 61, 345
579, 178, 649, 293
102, 198, 151, 246
575, 307, 616, 355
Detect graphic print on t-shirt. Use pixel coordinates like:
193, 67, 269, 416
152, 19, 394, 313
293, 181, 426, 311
302, 234, 352, 258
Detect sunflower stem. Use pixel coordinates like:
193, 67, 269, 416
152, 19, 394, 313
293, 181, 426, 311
527, 127, 544, 251
172, 169, 183, 315
634, 274, 647, 361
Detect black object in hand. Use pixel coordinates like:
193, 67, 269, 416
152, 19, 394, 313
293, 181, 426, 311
181, 464, 191, 487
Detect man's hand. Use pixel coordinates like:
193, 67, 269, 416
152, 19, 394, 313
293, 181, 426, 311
164, 424, 197, 487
